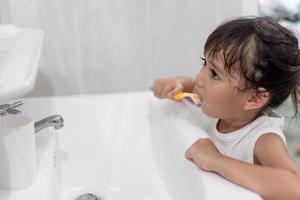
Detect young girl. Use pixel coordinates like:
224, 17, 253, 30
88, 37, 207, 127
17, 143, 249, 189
152, 17, 300, 200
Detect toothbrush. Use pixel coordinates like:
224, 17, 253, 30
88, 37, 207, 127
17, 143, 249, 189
173, 92, 202, 106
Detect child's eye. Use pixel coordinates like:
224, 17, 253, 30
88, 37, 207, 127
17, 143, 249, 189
201, 57, 207, 66
210, 69, 220, 80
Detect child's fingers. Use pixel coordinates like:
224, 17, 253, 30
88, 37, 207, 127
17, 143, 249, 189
151, 80, 166, 98
152, 78, 182, 99
161, 84, 174, 98
168, 84, 183, 98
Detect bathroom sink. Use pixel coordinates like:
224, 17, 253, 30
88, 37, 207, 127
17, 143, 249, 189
50, 92, 261, 200
1, 91, 262, 200
0, 24, 43, 101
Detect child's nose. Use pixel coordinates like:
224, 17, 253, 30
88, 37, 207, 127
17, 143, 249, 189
195, 69, 205, 86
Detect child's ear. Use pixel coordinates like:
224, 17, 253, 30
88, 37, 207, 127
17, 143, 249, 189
244, 88, 270, 110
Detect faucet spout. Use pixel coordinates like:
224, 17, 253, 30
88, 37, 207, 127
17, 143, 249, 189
34, 114, 64, 134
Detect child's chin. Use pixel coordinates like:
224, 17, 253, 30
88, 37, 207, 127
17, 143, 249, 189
200, 105, 209, 115
201, 105, 218, 118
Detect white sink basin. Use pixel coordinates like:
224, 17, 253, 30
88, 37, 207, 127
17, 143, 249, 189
0, 24, 43, 101
53, 92, 261, 200
0, 91, 262, 200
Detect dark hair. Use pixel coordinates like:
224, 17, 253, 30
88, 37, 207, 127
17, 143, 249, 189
204, 17, 300, 116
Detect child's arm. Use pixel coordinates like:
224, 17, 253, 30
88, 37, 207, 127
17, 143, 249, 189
152, 77, 195, 99
185, 135, 300, 200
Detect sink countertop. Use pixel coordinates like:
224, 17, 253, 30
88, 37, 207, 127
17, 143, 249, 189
0, 91, 262, 200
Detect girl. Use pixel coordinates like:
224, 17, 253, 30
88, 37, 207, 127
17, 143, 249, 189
152, 17, 300, 200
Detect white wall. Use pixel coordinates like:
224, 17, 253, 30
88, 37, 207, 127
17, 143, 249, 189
0, 0, 258, 96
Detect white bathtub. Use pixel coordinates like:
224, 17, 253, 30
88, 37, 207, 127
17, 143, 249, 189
0, 91, 262, 200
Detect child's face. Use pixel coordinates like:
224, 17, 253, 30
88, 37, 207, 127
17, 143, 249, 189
193, 52, 250, 119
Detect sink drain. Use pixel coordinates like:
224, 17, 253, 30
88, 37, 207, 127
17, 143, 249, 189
75, 193, 99, 200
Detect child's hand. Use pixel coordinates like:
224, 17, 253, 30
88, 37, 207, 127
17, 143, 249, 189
185, 138, 222, 172
152, 78, 184, 99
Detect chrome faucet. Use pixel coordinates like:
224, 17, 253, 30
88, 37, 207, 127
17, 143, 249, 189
34, 114, 64, 134
0, 101, 23, 116
0, 101, 64, 133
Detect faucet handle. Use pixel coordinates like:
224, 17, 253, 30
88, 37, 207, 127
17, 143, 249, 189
8, 101, 23, 109
0, 101, 23, 116
6, 108, 21, 115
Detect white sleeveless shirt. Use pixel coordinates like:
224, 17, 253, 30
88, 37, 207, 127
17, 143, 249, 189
206, 110, 286, 164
